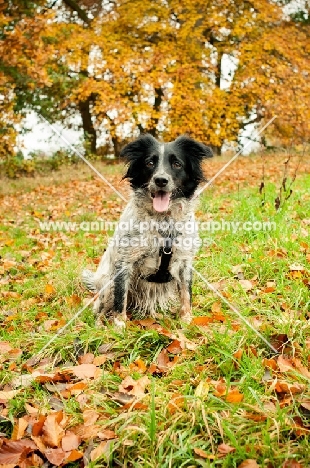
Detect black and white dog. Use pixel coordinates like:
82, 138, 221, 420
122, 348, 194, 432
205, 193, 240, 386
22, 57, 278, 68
82, 134, 212, 326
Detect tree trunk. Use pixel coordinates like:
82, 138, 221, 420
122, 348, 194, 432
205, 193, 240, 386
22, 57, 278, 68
79, 97, 97, 154
147, 87, 164, 137
209, 145, 221, 156
214, 51, 223, 154
111, 135, 122, 158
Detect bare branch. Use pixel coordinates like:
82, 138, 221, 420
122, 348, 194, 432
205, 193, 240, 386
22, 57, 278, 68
62, 0, 91, 25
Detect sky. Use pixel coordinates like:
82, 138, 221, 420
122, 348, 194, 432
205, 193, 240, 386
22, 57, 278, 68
17, 112, 83, 157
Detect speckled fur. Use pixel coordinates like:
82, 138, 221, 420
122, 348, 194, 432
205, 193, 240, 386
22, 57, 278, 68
82, 134, 212, 323
82, 191, 198, 318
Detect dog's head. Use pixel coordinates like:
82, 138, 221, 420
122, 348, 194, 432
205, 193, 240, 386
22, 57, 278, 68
120, 134, 213, 213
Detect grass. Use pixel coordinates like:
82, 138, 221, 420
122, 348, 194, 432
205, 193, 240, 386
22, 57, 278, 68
0, 154, 310, 467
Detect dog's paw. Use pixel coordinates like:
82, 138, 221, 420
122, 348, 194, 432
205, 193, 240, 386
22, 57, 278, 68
180, 313, 192, 324
113, 316, 127, 330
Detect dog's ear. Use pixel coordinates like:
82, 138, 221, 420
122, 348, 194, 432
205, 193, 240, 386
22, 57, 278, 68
174, 135, 213, 160
120, 134, 158, 162
120, 134, 158, 184
174, 136, 213, 184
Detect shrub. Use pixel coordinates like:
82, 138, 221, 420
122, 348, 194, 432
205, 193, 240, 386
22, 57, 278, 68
0, 150, 81, 178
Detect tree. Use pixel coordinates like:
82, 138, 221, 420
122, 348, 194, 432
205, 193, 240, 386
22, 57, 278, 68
0, 0, 52, 159
0, 0, 309, 158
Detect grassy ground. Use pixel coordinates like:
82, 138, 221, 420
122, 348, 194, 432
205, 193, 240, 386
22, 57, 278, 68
0, 153, 310, 467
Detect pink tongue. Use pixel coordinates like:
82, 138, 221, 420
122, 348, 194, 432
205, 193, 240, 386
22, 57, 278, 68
153, 192, 170, 212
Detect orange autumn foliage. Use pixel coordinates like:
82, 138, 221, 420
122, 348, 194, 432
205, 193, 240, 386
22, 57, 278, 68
0, 0, 309, 157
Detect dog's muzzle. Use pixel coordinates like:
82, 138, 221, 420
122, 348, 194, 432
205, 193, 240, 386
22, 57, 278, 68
150, 175, 174, 213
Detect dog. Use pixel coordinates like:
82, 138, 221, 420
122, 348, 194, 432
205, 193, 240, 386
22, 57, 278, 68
82, 134, 213, 327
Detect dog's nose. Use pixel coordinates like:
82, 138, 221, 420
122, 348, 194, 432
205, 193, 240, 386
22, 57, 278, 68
155, 177, 168, 188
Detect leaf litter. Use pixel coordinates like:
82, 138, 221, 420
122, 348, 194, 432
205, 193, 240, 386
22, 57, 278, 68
1, 157, 310, 466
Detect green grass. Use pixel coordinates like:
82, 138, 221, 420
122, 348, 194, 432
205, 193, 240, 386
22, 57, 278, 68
0, 160, 310, 467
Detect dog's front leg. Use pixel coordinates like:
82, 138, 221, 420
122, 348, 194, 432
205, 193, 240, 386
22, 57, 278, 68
179, 266, 193, 323
112, 261, 130, 328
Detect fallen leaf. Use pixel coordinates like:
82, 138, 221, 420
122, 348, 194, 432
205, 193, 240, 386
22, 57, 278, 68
148, 362, 158, 374
277, 355, 294, 372
72, 423, 100, 441
83, 409, 99, 426
0, 440, 37, 465
167, 393, 185, 414
194, 381, 210, 398
78, 353, 94, 364
134, 318, 156, 327
43, 319, 66, 331
112, 392, 135, 405
24, 403, 39, 415
262, 286, 276, 293
225, 388, 244, 403
11, 417, 28, 441
8, 362, 17, 371
35, 371, 71, 384
262, 358, 278, 370
243, 412, 266, 422
211, 301, 222, 313
239, 279, 254, 291
28, 452, 44, 467
93, 355, 107, 366
98, 429, 117, 440
42, 412, 64, 447
119, 375, 150, 397
218, 443, 235, 455
68, 382, 88, 394
3, 259, 17, 270
129, 358, 147, 373
289, 264, 305, 272
233, 349, 243, 360
238, 460, 260, 468
231, 264, 244, 274
156, 349, 170, 372
166, 340, 183, 354
61, 432, 81, 451
0, 341, 12, 353
32, 415, 46, 437
66, 294, 81, 306
292, 358, 310, 379
45, 284, 56, 295
64, 449, 84, 463
69, 364, 101, 379
45, 448, 66, 465
0, 390, 20, 401
123, 401, 148, 410
270, 334, 289, 352
300, 400, 310, 411
213, 380, 227, 396
193, 447, 213, 459
275, 381, 305, 394
48, 396, 65, 411
282, 461, 303, 468
97, 343, 114, 354
262, 368, 273, 382
191, 316, 212, 326
2, 291, 21, 299
90, 441, 112, 462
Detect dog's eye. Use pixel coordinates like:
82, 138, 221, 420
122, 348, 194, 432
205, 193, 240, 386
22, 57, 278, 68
172, 160, 182, 169
146, 160, 155, 168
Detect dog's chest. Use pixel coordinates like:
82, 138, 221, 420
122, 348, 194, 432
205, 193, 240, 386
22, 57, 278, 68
114, 198, 199, 276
